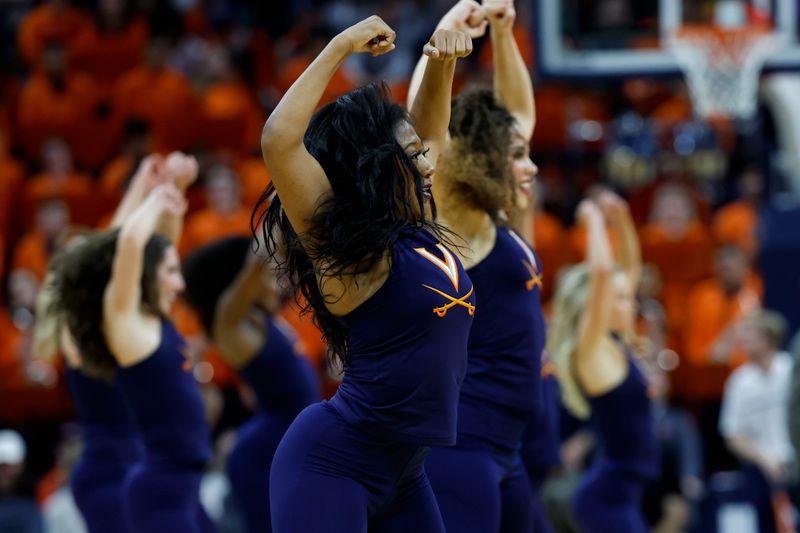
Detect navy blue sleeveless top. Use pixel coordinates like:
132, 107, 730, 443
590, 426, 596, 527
238, 317, 319, 420
521, 352, 561, 472
330, 229, 475, 447
116, 320, 212, 467
587, 344, 658, 479
65, 367, 144, 461
456, 227, 546, 451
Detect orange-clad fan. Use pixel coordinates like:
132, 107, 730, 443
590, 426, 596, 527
98, 121, 153, 217
233, 155, 271, 209
198, 48, 263, 154
639, 183, 715, 343
112, 37, 198, 153
180, 164, 251, 256
532, 208, 574, 303
11, 199, 70, 282
21, 139, 95, 228
0, 126, 25, 244
17, 0, 91, 66
17, 42, 101, 161
678, 245, 763, 402
713, 167, 762, 259
72, 0, 149, 92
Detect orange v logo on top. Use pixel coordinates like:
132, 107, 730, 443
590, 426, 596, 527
414, 244, 460, 292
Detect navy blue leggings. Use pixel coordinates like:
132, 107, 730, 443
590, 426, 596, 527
123, 461, 216, 532
269, 402, 445, 533
573, 467, 647, 533
425, 446, 535, 533
227, 414, 288, 533
71, 451, 137, 532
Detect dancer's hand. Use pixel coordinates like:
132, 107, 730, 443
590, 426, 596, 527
164, 152, 199, 191
423, 29, 473, 61
576, 199, 601, 224
439, 0, 488, 38
597, 190, 628, 222
483, 0, 516, 30
129, 154, 166, 195
147, 183, 187, 218
339, 16, 396, 57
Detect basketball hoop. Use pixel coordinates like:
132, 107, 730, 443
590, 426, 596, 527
667, 25, 784, 119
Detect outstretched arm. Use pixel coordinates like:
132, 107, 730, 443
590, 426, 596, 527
485, 0, 535, 140
213, 251, 277, 367
109, 155, 165, 229
261, 16, 396, 236
104, 184, 187, 315
407, 0, 487, 114
407, 29, 474, 164
598, 191, 641, 289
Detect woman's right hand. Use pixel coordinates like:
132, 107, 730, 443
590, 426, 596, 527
576, 198, 602, 224
338, 16, 396, 57
147, 183, 187, 218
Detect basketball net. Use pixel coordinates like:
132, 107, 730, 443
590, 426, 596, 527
667, 24, 784, 119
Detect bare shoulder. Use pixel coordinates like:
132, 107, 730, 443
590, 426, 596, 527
103, 309, 163, 368
574, 336, 629, 397
317, 250, 393, 317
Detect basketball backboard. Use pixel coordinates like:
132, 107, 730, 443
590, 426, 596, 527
533, 0, 800, 78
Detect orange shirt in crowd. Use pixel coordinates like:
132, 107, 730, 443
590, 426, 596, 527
678, 273, 763, 401
22, 171, 95, 227
113, 66, 198, 152
17, 71, 100, 159
234, 156, 270, 209
568, 224, 618, 262
0, 157, 25, 243
200, 81, 263, 154
72, 17, 149, 91
17, 3, 91, 65
713, 200, 758, 258
11, 232, 51, 282
532, 210, 574, 302
180, 208, 252, 256
640, 221, 715, 341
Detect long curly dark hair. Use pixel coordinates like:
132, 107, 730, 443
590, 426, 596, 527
47, 230, 171, 380
252, 83, 447, 367
440, 87, 515, 221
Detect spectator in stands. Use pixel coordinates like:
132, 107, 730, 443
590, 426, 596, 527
0, 430, 43, 532
12, 199, 70, 283
112, 36, 198, 152
17, 41, 100, 161
17, 0, 90, 66
719, 310, 794, 533
0, 125, 25, 245
21, 139, 93, 228
180, 164, 250, 256
640, 183, 714, 341
73, 0, 149, 90
198, 47, 262, 154
713, 166, 762, 259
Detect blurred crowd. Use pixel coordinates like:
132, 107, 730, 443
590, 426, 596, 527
0, 0, 798, 531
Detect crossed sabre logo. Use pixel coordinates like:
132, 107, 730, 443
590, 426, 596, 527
414, 243, 476, 318
508, 230, 543, 292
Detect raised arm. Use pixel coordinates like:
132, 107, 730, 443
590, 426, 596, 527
213, 252, 277, 367
407, 1, 487, 114
407, 29, 474, 164
104, 184, 186, 315
109, 152, 197, 247
598, 191, 641, 288
485, 0, 535, 140
261, 16, 396, 235
576, 200, 615, 356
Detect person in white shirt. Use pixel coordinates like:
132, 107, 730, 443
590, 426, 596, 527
719, 309, 794, 532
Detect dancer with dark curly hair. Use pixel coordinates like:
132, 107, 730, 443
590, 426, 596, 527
253, 15, 474, 532
182, 237, 319, 533
48, 153, 217, 533
406, 1, 545, 531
